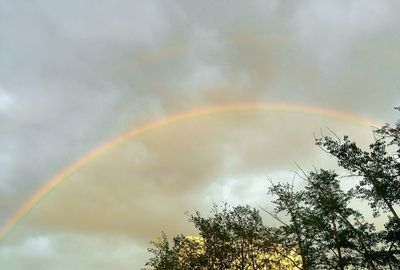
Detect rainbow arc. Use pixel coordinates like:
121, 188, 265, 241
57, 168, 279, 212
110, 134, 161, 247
0, 103, 383, 241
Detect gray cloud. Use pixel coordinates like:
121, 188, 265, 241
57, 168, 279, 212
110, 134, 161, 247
1, 233, 148, 270
22, 114, 375, 242
1, 0, 399, 269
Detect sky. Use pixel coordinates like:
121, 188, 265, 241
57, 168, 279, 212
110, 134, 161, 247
1, 0, 400, 269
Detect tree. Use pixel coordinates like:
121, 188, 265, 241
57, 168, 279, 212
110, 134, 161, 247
304, 169, 378, 269
143, 232, 181, 270
144, 108, 400, 269
316, 108, 400, 267
144, 204, 302, 270
189, 204, 301, 270
143, 233, 205, 270
267, 181, 318, 270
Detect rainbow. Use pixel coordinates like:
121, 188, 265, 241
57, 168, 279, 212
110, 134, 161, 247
0, 102, 383, 241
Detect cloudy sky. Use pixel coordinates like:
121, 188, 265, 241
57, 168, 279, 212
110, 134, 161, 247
1, 0, 400, 269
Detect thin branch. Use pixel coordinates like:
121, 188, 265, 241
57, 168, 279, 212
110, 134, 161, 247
295, 163, 309, 181
326, 127, 341, 143
256, 203, 288, 227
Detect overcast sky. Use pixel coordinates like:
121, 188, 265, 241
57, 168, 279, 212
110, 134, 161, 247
1, 1, 400, 269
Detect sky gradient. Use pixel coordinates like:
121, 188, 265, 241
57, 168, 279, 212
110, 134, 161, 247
1, 1, 400, 269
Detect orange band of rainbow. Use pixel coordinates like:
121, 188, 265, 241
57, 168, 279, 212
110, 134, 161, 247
0, 103, 383, 241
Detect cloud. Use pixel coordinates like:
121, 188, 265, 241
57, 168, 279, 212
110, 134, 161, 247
0, 88, 14, 115
292, 0, 396, 69
20, 113, 374, 243
1, 1, 399, 269
0, 0, 184, 225
0, 233, 147, 270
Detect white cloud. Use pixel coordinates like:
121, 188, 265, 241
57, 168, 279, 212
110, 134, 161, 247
0, 88, 14, 114
22, 235, 53, 256
1, 235, 54, 259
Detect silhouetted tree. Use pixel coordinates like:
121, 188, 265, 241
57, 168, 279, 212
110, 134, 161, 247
304, 169, 378, 269
316, 108, 400, 267
144, 108, 400, 269
267, 181, 319, 270
143, 232, 180, 270
144, 204, 302, 270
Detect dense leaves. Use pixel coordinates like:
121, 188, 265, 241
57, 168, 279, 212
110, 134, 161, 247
143, 205, 301, 270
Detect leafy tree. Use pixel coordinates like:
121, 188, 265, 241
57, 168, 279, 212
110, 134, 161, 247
144, 204, 302, 270
316, 108, 400, 267
189, 204, 301, 270
143, 232, 181, 270
143, 233, 205, 270
266, 181, 314, 270
304, 169, 378, 269
144, 108, 400, 269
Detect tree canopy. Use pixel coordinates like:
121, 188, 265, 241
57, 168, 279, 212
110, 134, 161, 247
143, 108, 400, 270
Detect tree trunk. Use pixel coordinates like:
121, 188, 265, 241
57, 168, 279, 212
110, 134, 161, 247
331, 215, 344, 270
